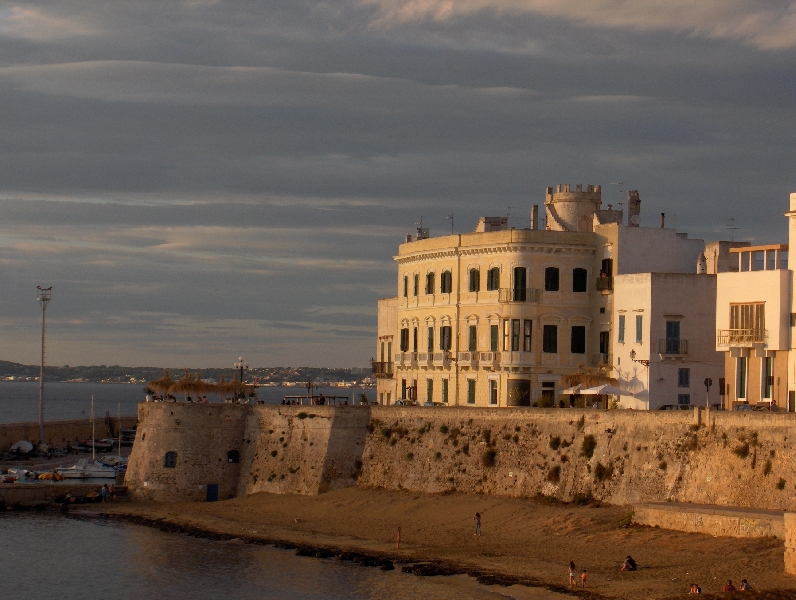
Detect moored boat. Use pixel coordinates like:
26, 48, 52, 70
55, 458, 117, 479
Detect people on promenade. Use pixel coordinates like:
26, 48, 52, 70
723, 580, 736, 592
620, 556, 637, 571
396, 527, 401, 549
474, 512, 481, 536
580, 570, 587, 588
101, 484, 109, 502
689, 583, 702, 594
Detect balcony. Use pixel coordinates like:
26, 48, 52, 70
716, 329, 767, 347
457, 351, 478, 368
394, 353, 406, 368
500, 351, 535, 368
589, 353, 612, 367
596, 276, 613, 292
416, 352, 433, 367
658, 339, 689, 356
371, 361, 394, 379
478, 351, 500, 369
432, 351, 451, 367
498, 288, 541, 303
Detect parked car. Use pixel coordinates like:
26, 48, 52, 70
733, 404, 753, 411
658, 404, 692, 411
393, 400, 416, 406
709, 403, 725, 411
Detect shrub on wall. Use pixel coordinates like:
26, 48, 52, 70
777, 478, 786, 490
547, 465, 561, 483
549, 436, 561, 450
581, 435, 597, 459
594, 462, 614, 481
733, 442, 750, 459
481, 449, 497, 468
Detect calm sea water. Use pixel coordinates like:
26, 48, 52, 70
0, 513, 563, 600
0, 382, 375, 424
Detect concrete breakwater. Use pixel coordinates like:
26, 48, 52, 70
126, 403, 796, 512
1, 416, 138, 450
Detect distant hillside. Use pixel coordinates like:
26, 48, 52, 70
0, 361, 371, 385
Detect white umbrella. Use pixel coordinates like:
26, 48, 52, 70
10, 440, 34, 452
580, 384, 637, 396
561, 385, 582, 395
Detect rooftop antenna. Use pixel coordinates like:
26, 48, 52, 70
726, 217, 740, 242
36, 286, 52, 446
507, 206, 516, 227
446, 212, 454, 234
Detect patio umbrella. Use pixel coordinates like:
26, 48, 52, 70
580, 384, 637, 396
148, 369, 175, 397
560, 370, 618, 389
169, 372, 196, 401
561, 385, 582, 395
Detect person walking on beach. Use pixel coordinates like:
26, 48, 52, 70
474, 512, 481, 536
568, 561, 576, 586
580, 570, 587, 588
396, 527, 401, 550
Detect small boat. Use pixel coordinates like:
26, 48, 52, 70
55, 458, 117, 479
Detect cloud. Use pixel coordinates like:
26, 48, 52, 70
0, 5, 96, 40
361, 0, 796, 50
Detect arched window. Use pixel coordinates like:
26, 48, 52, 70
486, 267, 500, 291
164, 451, 177, 468
227, 450, 240, 464
572, 268, 587, 293
468, 268, 480, 292
426, 272, 435, 295
440, 271, 452, 294
544, 267, 560, 291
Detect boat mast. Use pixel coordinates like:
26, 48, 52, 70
91, 393, 95, 461
117, 401, 121, 459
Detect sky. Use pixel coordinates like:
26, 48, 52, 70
1, 1, 795, 368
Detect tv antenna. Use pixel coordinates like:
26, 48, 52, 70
608, 181, 624, 211
507, 206, 516, 227
36, 286, 52, 445
726, 217, 740, 242
446, 212, 454, 234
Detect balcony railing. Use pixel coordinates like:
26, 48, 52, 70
658, 338, 689, 356
432, 351, 451, 366
500, 351, 534, 367
589, 353, 612, 367
457, 351, 478, 367
498, 288, 541, 303
478, 351, 500, 368
371, 361, 394, 378
716, 329, 767, 347
596, 276, 613, 292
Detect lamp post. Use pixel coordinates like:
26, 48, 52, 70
629, 349, 649, 367
36, 286, 52, 446
234, 357, 249, 399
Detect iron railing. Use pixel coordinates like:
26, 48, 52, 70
498, 288, 541, 303
596, 276, 613, 291
371, 361, 394, 378
658, 339, 689, 355
716, 329, 767, 347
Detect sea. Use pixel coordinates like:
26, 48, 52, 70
1, 513, 565, 600
0, 381, 376, 424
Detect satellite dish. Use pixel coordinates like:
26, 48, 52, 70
630, 214, 640, 225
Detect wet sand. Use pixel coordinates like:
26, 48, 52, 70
93, 488, 796, 599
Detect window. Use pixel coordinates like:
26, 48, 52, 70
467, 379, 476, 404
601, 258, 613, 277
541, 381, 555, 406
439, 326, 452, 351
571, 326, 586, 354
442, 379, 449, 404
486, 267, 500, 291
427, 327, 434, 352
440, 271, 452, 294
427, 378, 433, 403
572, 268, 587, 293
677, 394, 691, 405
544, 267, 559, 291
401, 379, 407, 400
737, 357, 747, 399
412, 327, 418, 352
164, 451, 177, 468
523, 320, 532, 352
730, 303, 765, 334
599, 331, 610, 355
227, 450, 240, 464
469, 325, 477, 352
413, 274, 419, 296
469, 268, 480, 292
511, 319, 521, 351
543, 325, 557, 353
400, 328, 409, 352
678, 368, 690, 388
403, 276, 408, 297
490, 324, 498, 352
503, 319, 510, 351
489, 380, 498, 405
665, 321, 681, 354
425, 273, 435, 295
618, 315, 625, 344
513, 267, 527, 301
763, 356, 773, 399
635, 315, 643, 344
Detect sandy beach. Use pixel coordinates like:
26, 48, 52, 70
90, 487, 796, 599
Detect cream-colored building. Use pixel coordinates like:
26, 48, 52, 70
375, 184, 722, 408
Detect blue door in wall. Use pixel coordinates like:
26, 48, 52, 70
206, 484, 218, 502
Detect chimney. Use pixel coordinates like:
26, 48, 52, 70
660, 213, 666, 228
697, 252, 707, 275
627, 190, 641, 227
405, 234, 412, 243
531, 205, 539, 230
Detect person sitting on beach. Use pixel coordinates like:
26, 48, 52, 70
740, 579, 751, 591
723, 580, 736, 592
689, 583, 702, 594
568, 561, 576, 586
620, 556, 637, 571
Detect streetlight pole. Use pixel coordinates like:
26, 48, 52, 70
36, 286, 52, 446
234, 356, 249, 399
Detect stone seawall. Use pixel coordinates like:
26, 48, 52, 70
0, 417, 138, 450
126, 404, 796, 511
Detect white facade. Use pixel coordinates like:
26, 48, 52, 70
613, 273, 724, 410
